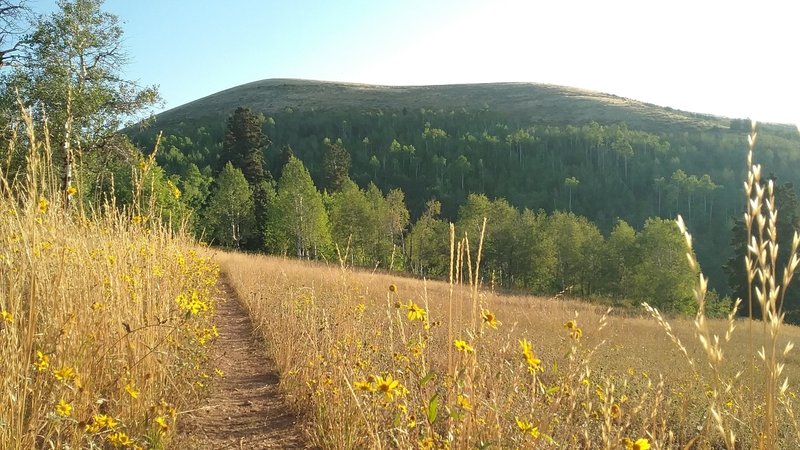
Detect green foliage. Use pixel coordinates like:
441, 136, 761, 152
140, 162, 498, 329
266, 156, 332, 258
328, 179, 378, 265
408, 200, 450, 277
598, 219, 637, 296
204, 163, 254, 248
8, 0, 158, 155
322, 140, 351, 192
629, 218, 697, 313
222, 106, 270, 184
547, 212, 604, 295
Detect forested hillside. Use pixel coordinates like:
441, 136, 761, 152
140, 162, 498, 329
128, 79, 800, 316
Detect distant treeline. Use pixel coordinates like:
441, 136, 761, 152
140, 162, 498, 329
128, 105, 800, 318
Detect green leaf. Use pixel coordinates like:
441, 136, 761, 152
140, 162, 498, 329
420, 371, 435, 386
427, 393, 439, 425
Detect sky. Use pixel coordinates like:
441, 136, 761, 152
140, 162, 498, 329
29, 0, 800, 124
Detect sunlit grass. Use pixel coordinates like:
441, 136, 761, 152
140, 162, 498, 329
0, 110, 220, 449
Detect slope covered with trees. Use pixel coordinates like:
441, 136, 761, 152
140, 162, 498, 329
127, 81, 800, 315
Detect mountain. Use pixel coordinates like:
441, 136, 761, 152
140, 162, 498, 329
150, 78, 734, 133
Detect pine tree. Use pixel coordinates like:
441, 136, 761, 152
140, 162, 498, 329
222, 106, 271, 185
323, 139, 351, 192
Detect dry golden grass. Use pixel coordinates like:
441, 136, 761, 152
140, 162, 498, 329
217, 244, 800, 449
0, 113, 220, 449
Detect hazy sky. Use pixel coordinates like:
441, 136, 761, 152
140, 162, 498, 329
31, 0, 800, 124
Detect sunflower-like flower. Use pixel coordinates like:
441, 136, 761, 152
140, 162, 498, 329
481, 308, 501, 329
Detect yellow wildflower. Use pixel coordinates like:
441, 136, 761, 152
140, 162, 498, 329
515, 416, 540, 438
419, 437, 435, 450
214, 368, 225, 377
34, 352, 49, 371
55, 399, 72, 417
354, 380, 374, 392
125, 382, 139, 399
107, 431, 131, 447
154, 415, 168, 433
406, 302, 427, 322
167, 179, 181, 199
53, 366, 76, 381
1, 310, 12, 323
38, 196, 48, 214
93, 413, 119, 429
623, 438, 651, 450
454, 339, 475, 354
375, 374, 404, 400
457, 394, 472, 410
66, 185, 77, 196
388, 284, 397, 293
564, 319, 583, 339
481, 308, 501, 329
519, 338, 543, 372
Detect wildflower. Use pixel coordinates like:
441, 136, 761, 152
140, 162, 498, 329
66, 185, 77, 197
354, 379, 374, 392
107, 431, 131, 447
33, 352, 49, 371
55, 399, 72, 417
154, 415, 168, 433
53, 366, 76, 381
375, 374, 404, 400
481, 308, 501, 329
38, 196, 48, 214
419, 437, 435, 450
457, 394, 472, 410
515, 416, 540, 438
610, 403, 621, 418
389, 284, 397, 293
93, 414, 119, 429
1, 310, 12, 323
125, 382, 139, 399
406, 302, 427, 322
596, 386, 606, 401
167, 179, 181, 199
90, 301, 104, 311
519, 338, 543, 372
214, 368, 225, 377
454, 339, 475, 354
564, 319, 583, 339
622, 438, 651, 450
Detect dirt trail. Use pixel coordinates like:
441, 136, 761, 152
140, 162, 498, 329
175, 275, 307, 449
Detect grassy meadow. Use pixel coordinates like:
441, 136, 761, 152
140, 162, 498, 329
0, 118, 221, 449
217, 217, 800, 449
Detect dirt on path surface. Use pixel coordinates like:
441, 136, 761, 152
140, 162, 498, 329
174, 274, 308, 449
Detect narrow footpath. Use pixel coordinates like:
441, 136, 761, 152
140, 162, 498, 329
175, 275, 307, 449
